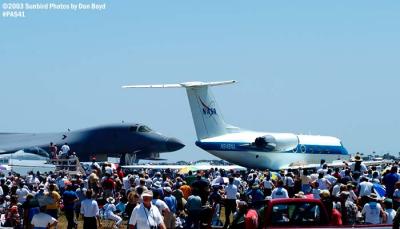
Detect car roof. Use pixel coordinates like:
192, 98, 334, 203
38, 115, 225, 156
268, 198, 323, 204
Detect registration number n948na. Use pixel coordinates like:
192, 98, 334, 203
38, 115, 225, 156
220, 143, 236, 150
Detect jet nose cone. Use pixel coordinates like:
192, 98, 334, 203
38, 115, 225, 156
166, 137, 185, 151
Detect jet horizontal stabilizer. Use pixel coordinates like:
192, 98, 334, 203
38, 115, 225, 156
122, 80, 236, 89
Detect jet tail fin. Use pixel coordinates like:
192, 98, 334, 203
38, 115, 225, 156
122, 80, 237, 140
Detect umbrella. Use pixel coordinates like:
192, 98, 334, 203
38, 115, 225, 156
270, 172, 279, 181
0, 165, 9, 171
178, 166, 197, 174
373, 183, 386, 198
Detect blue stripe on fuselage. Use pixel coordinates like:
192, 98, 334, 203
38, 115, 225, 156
195, 141, 348, 155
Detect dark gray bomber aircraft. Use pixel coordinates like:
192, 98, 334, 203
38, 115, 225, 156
0, 123, 185, 164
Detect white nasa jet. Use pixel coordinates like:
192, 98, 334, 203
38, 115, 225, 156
123, 80, 349, 170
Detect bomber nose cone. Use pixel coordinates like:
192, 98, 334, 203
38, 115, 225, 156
166, 137, 185, 151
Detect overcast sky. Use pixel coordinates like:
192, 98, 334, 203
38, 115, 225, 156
1, 1, 399, 162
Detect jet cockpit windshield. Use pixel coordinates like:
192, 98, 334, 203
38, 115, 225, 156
138, 125, 152, 132
129, 125, 152, 133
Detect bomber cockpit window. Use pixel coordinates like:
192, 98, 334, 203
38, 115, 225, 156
138, 125, 152, 132
129, 125, 138, 132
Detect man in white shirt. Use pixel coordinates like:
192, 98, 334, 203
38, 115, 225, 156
61, 143, 70, 156
129, 190, 166, 229
358, 177, 374, 207
332, 182, 342, 198
80, 189, 101, 229
358, 177, 373, 196
263, 175, 274, 197
233, 173, 242, 190
123, 175, 132, 191
16, 183, 29, 204
31, 205, 58, 228
316, 173, 331, 191
324, 169, 337, 185
224, 176, 238, 228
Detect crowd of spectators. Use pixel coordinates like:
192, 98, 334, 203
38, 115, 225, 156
3, 153, 400, 229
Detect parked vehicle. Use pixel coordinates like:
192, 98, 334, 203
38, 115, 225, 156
259, 198, 392, 229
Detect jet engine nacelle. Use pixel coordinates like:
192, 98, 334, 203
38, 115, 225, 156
253, 135, 276, 151
253, 133, 299, 152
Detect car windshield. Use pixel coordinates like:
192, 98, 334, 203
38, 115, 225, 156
270, 203, 322, 226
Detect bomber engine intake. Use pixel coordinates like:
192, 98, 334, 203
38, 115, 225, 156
253, 135, 276, 151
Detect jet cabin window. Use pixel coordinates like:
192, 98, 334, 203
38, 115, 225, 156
138, 125, 152, 132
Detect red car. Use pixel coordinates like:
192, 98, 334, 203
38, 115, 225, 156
260, 198, 391, 229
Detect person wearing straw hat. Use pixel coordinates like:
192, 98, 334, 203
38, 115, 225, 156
350, 154, 367, 173
104, 196, 123, 229
361, 193, 386, 224
129, 190, 166, 229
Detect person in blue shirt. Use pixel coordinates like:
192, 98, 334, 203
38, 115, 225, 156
163, 187, 177, 229
163, 187, 177, 214
115, 196, 127, 214
63, 184, 78, 229
245, 184, 264, 208
383, 166, 400, 198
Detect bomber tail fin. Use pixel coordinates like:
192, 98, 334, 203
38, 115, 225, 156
122, 80, 237, 140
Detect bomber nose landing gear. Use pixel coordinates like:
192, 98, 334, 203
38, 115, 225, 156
122, 152, 138, 165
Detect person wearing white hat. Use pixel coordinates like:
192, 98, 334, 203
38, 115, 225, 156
129, 190, 166, 229
104, 197, 123, 229
152, 172, 163, 184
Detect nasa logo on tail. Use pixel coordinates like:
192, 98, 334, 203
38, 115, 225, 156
199, 98, 217, 117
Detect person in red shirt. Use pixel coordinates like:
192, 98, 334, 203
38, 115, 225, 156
102, 174, 115, 198
332, 167, 342, 180
320, 190, 342, 225
116, 166, 124, 180
245, 206, 259, 229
